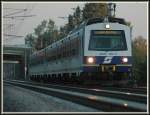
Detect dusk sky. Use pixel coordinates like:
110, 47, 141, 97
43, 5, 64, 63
2, 2, 148, 45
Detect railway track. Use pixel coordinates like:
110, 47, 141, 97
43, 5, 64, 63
8, 80, 147, 103
89, 86, 147, 95
45, 81, 147, 95
30, 77, 147, 95
4, 80, 147, 112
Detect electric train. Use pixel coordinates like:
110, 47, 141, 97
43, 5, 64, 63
29, 17, 132, 85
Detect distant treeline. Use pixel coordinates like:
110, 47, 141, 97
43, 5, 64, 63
25, 3, 147, 86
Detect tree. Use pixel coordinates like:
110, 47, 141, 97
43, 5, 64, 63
25, 33, 35, 47
34, 20, 47, 50
58, 3, 108, 40
73, 6, 82, 26
59, 24, 68, 39
47, 19, 55, 32
82, 3, 108, 21
67, 14, 74, 33
60, 3, 108, 37
34, 20, 47, 37
44, 19, 58, 46
64, 6, 82, 35
33, 19, 59, 50
132, 36, 147, 86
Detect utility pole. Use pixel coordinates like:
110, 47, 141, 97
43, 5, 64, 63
14, 63, 15, 79
107, 3, 116, 17
24, 45, 27, 81
4, 15, 36, 19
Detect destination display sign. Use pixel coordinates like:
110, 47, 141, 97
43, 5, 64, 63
93, 30, 122, 35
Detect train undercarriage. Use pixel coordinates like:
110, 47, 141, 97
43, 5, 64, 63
30, 71, 133, 87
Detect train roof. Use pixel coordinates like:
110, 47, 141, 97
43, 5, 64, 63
69, 17, 127, 35
86, 17, 127, 25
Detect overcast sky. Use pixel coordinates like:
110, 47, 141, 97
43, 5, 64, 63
2, 2, 148, 45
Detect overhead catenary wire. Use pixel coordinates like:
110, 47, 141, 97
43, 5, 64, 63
3, 9, 27, 17
3, 4, 36, 44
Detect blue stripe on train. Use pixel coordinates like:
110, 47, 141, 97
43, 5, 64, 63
82, 66, 132, 72
116, 66, 132, 72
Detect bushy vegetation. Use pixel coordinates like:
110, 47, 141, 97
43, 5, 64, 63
132, 36, 147, 86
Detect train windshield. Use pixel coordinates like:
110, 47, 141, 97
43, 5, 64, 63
89, 30, 127, 51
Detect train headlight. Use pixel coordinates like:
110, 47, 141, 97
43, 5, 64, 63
122, 57, 128, 63
106, 24, 110, 29
87, 57, 95, 64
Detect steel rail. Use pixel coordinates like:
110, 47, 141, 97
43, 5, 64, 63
8, 80, 147, 104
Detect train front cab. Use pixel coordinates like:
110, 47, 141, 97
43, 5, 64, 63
82, 22, 132, 85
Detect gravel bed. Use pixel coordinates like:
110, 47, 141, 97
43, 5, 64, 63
3, 83, 100, 112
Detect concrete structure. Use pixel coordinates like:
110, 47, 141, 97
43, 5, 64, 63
3, 44, 31, 80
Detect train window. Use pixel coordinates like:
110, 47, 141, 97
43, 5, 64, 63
55, 47, 58, 60
72, 49, 76, 55
63, 44, 66, 57
53, 48, 57, 60
54, 56, 57, 60
89, 30, 127, 51
68, 41, 71, 57
47, 57, 50, 61
50, 56, 52, 61
63, 51, 66, 57
58, 54, 61, 59
52, 56, 55, 60
75, 37, 80, 54
46, 49, 53, 62
59, 45, 62, 58
58, 46, 61, 59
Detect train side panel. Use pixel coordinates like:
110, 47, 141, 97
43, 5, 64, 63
29, 28, 84, 77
